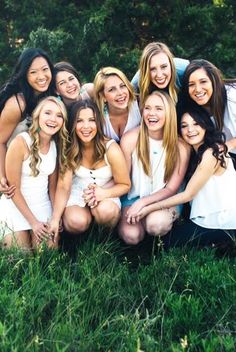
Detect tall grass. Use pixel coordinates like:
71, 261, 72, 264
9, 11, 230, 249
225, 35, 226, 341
0, 229, 235, 351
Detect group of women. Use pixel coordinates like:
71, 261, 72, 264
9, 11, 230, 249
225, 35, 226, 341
0, 41, 235, 251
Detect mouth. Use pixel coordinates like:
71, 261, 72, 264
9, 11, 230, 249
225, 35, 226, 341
147, 117, 159, 125
67, 87, 78, 95
46, 123, 58, 129
116, 96, 127, 104
37, 80, 48, 87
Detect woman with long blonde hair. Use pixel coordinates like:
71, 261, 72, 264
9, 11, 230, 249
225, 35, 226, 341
118, 91, 189, 245
94, 67, 141, 142
131, 42, 189, 106
0, 96, 68, 250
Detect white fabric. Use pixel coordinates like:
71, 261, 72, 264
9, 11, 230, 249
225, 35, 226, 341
190, 157, 236, 229
66, 139, 121, 208
223, 85, 236, 154
0, 132, 57, 233
128, 138, 166, 200
103, 100, 141, 142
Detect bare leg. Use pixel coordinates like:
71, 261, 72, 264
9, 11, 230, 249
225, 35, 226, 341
63, 205, 92, 234
118, 206, 145, 245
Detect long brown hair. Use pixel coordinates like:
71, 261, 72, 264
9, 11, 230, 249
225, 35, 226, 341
67, 99, 108, 172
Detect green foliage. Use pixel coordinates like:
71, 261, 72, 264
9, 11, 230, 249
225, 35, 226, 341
0, 235, 235, 351
0, 0, 235, 86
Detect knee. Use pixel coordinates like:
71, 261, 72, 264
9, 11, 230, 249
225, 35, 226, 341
118, 224, 144, 245
146, 215, 173, 237
94, 203, 120, 227
63, 215, 91, 234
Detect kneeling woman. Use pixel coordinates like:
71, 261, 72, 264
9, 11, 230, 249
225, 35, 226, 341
0, 96, 68, 250
134, 107, 236, 247
49, 100, 130, 237
118, 91, 190, 245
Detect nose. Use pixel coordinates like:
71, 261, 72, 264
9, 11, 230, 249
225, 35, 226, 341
37, 70, 45, 80
195, 82, 201, 92
155, 68, 162, 78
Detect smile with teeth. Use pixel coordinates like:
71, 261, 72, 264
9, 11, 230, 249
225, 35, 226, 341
155, 78, 166, 84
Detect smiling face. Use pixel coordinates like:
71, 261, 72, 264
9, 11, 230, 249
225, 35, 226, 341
180, 113, 206, 151
56, 70, 81, 101
143, 94, 166, 137
38, 100, 64, 136
188, 68, 213, 106
75, 107, 97, 144
103, 75, 129, 111
149, 52, 172, 89
27, 56, 52, 94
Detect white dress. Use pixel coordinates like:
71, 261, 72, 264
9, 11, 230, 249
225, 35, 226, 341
103, 100, 141, 142
66, 139, 121, 208
128, 138, 166, 200
190, 157, 236, 229
0, 132, 57, 235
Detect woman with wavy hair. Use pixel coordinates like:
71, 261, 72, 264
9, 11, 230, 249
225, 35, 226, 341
0, 47, 55, 197
134, 106, 236, 247
94, 67, 141, 142
180, 59, 236, 161
49, 99, 130, 237
0, 96, 68, 250
118, 91, 189, 245
131, 42, 189, 106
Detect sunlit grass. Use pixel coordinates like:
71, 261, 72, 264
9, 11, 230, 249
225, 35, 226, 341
0, 229, 235, 351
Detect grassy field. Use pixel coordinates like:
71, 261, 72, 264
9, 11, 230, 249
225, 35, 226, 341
0, 227, 235, 352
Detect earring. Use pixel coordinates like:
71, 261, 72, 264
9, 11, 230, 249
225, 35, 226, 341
57, 95, 62, 101
36, 127, 41, 133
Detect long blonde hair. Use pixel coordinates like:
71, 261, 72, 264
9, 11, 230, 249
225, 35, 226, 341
28, 96, 69, 176
94, 66, 136, 125
139, 42, 178, 106
136, 91, 179, 182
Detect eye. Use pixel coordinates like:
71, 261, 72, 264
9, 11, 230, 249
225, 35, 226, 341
188, 83, 195, 87
29, 70, 36, 75
161, 64, 168, 69
43, 67, 49, 72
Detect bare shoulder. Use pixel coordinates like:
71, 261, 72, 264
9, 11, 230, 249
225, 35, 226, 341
1, 94, 25, 122
81, 83, 94, 99
7, 133, 28, 157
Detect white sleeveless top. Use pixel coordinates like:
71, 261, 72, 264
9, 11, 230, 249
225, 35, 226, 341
190, 157, 236, 229
66, 139, 121, 208
103, 100, 141, 142
0, 132, 57, 233
128, 138, 166, 200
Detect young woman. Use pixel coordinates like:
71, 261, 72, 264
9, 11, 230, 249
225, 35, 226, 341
49, 99, 130, 238
134, 106, 236, 247
0, 47, 54, 197
94, 67, 141, 143
53, 61, 94, 106
180, 59, 236, 157
131, 42, 189, 105
118, 91, 189, 245
0, 96, 68, 250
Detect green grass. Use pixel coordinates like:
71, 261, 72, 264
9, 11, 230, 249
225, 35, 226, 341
0, 229, 235, 352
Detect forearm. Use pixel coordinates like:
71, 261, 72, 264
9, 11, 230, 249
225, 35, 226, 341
140, 186, 181, 207
51, 188, 70, 222
101, 183, 130, 199
144, 191, 190, 214
0, 144, 7, 179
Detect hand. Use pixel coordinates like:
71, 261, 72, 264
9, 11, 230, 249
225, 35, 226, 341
83, 184, 106, 208
0, 177, 16, 198
126, 199, 146, 219
31, 220, 51, 244
126, 205, 149, 225
47, 219, 61, 243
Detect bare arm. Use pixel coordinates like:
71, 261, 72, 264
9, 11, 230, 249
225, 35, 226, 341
0, 95, 25, 195
137, 148, 220, 219
49, 169, 73, 235
126, 138, 190, 218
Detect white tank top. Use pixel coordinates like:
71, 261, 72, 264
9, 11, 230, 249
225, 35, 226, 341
190, 157, 236, 229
